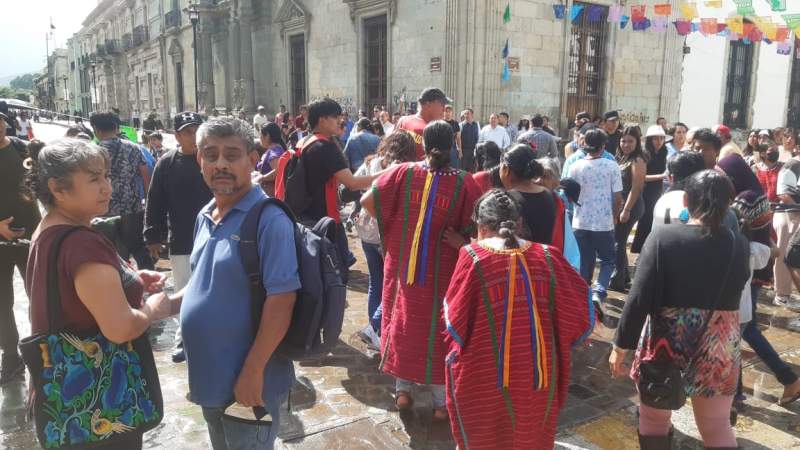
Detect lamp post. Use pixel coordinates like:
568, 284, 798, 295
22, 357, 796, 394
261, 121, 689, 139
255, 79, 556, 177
90, 59, 98, 112
62, 75, 68, 115
187, 3, 200, 112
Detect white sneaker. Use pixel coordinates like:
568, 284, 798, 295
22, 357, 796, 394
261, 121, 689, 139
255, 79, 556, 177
788, 318, 800, 332
787, 296, 800, 313
774, 295, 790, 307
358, 325, 381, 350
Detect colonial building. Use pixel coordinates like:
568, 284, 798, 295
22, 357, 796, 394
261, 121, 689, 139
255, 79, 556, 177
34, 49, 69, 114
54, 0, 685, 132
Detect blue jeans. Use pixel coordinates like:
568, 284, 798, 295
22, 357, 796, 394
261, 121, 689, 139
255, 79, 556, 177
361, 241, 384, 332
450, 146, 461, 169
202, 399, 284, 450
742, 285, 798, 386
574, 229, 616, 298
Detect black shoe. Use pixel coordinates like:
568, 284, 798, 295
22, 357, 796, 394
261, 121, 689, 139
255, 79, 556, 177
171, 347, 186, 363
608, 282, 628, 293
638, 427, 673, 450
0, 355, 25, 385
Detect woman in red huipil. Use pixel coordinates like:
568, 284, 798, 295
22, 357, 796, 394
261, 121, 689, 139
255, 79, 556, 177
443, 190, 592, 449
361, 120, 480, 421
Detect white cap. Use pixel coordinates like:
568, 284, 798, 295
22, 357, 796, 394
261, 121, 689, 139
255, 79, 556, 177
645, 125, 667, 138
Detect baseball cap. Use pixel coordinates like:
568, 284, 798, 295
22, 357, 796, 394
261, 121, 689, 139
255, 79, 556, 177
603, 110, 620, 121
559, 178, 582, 206
173, 111, 203, 131
0, 112, 7, 122
714, 124, 731, 138
418, 87, 453, 104
758, 129, 770, 136
575, 111, 591, 121
646, 125, 667, 138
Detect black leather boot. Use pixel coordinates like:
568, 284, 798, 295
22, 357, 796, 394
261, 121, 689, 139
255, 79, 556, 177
638, 427, 673, 450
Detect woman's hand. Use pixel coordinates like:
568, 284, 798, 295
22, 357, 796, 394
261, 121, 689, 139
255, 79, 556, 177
608, 346, 629, 378
138, 270, 167, 293
0, 217, 24, 241
619, 209, 630, 224
443, 227, 467, 250
144, 292, 173, 322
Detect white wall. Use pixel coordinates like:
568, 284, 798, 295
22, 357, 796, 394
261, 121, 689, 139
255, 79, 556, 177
751, 42, 791, 128
679, 33, 726, 127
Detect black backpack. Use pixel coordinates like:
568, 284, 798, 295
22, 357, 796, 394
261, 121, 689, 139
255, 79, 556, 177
280, 135, 319, 217
239, 196, 347, 360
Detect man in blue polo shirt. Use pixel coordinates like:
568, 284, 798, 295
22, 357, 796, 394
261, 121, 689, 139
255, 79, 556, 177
153, 117, 299, 449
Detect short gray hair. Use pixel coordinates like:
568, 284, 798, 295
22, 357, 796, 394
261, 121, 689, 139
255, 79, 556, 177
31, 138, 110, 207
537, 157, 561, 178
196, 117, 255, 152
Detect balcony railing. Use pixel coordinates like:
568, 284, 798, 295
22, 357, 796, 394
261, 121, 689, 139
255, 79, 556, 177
122, 34, 133, 50
96, 44, 106, 57
132, 25, 148, 46
105, 39, 120, 54
165, 10, 181, 29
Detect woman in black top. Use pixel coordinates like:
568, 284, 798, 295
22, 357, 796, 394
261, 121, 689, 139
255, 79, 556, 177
610, 127, 646, 291
610, 170, 749, 450
631, 125, 669, 253
498, 144, 556, 244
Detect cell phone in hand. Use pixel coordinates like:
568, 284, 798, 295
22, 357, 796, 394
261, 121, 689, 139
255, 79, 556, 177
10, 227, 25, 234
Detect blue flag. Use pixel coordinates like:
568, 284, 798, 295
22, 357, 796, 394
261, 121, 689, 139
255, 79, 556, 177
502, 39, 509, 59
570, 4, 585, 22
553, 4, 566, 19
620, 15, 630, 29
502, 61, 511, 82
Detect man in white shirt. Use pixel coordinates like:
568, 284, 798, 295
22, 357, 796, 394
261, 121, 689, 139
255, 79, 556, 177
380, 111, 394, 135
478, 114, 510, 149
253, 105, 269, 137
568, 128, 622, 307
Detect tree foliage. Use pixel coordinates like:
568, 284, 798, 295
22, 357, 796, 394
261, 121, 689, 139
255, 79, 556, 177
9, 73, 36, 91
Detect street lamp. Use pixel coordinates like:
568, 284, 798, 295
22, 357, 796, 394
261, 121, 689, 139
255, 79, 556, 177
187, 3, 200, 112
62, 75, 68, 116
90, 59, 98, 112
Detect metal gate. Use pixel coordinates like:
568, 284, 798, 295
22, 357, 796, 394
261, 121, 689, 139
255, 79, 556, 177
364, 15, 388, 112
723, 41, 753, 128
290, 34, 307, 115
566, 2, 608, 120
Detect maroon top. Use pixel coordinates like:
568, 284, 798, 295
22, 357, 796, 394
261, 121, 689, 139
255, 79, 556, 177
26, 225, 144, 334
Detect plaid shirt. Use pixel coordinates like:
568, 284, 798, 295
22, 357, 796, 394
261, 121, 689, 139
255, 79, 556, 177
516, 127, 559, 159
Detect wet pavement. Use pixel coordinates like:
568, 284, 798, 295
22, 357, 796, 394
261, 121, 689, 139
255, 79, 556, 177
2, 122, 799, 449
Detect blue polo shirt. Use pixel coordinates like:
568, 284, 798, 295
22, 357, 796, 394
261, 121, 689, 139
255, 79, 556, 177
181, 186, 301, 410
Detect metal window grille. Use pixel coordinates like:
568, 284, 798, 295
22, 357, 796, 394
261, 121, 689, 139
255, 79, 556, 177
788, 44, 800, 128
364, 15, 388, 112
566, 2, 608, 120
723, 41, 753, 128
290, 34, 307, 114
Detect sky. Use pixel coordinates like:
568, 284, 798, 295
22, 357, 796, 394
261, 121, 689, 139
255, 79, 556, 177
0, 0, 98, 79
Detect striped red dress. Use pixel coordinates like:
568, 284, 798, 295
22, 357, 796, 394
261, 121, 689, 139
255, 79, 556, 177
373, 162, 480, 385
443, 241, 591, 449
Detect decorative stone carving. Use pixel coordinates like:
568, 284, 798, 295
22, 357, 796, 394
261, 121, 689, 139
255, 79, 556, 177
342, 0, 396, 25
275, 0, 310, 37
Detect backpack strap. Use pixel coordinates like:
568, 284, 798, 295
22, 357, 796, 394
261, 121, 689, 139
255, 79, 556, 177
9, 137, 27, 160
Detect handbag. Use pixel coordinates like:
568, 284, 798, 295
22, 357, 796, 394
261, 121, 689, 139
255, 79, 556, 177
637, 229, 736, 410
18, 226, 163, 449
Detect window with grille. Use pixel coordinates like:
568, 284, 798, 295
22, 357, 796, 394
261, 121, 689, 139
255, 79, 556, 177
364, 15, 388, 112
290, 34, 306, 115
566, 2, 608, 120
723, 41, 753, 128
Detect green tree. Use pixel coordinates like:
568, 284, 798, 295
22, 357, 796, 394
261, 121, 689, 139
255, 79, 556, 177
9, 73, 35, 91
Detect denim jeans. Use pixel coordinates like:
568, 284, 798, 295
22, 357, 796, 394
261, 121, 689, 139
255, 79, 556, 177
361, 241, 384, 332
611, 198, 643, 288
0, 245, 27, 358
396, 378, 446, 408
574, 229, 616, 298
202, 399, 284, 450
742, 285, 798, 386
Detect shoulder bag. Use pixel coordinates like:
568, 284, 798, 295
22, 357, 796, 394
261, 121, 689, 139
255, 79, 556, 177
18, 226, 163, 448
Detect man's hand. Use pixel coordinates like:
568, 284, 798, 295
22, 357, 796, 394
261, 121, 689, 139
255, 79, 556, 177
138, 270, 167, 293
233, 366, 265, 407
619, 210, 630, 224
608, 347, 628, 378
147, 243, 162, 261
0, 217, 24, 241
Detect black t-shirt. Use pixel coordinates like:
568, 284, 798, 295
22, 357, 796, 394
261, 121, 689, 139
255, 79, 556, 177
302, 139, 348, 222
0, 138, 41, 238
514, 190, 556, 245
605, 129, 622, 154
447, 119, 460, 134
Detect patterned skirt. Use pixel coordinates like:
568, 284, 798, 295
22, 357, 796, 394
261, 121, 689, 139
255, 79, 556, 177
631, 308, 740, 397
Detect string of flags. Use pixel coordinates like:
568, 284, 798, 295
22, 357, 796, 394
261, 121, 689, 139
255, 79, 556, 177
502, 3, 511, 82
551, 1, 800, 57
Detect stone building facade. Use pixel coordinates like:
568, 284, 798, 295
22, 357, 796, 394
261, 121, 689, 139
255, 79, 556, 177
56, 0, 685, 132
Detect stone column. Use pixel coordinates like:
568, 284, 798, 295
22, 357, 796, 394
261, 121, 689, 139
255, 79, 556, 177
239, 2, 255, 112
228, 13, 242, 109
197, 1, 215, 113
211, 17, 230, 111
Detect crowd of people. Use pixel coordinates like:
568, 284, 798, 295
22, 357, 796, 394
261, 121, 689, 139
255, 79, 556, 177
2, 86, 800, 450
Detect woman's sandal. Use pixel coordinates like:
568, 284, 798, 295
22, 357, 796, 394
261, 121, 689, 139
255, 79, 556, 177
433, 407, 449, 422
395, 391, 414, 410
778, 391, 800, 407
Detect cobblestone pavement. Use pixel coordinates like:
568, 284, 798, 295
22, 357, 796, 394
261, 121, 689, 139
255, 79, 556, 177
1, 122, 799, 449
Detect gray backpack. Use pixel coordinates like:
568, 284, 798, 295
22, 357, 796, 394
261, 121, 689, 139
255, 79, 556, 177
239, 197, 347, 360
